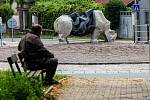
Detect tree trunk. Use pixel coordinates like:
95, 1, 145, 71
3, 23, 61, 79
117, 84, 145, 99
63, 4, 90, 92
19, 4, 24, 31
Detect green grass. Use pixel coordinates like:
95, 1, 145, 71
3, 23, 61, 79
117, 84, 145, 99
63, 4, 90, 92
54, 74, 71, 81
2, 32, 92, 40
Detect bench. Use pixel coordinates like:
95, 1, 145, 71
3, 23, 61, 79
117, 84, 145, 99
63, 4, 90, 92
7, 54, 54, 96
7, 53, 45, 79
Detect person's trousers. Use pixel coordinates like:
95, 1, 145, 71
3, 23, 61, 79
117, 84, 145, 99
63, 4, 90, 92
28, 57, 58, 81
43, 58, 58, 81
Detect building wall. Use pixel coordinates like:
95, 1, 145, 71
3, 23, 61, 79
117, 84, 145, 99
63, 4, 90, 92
138, 0, 149, 41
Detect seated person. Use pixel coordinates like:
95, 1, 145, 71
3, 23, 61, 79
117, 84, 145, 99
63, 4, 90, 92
18, 24, 58, 85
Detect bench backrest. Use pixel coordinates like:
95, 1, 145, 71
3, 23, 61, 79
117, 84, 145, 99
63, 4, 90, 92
7, 54, 22, 77
7, 53, 45, 79
18, 52, 27, 72
17, 52, 44, 78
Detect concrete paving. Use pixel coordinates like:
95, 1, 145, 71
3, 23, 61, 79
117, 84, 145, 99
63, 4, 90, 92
57, 64, 150, 78
51, 78, 150, 100
1, 62, 150, 78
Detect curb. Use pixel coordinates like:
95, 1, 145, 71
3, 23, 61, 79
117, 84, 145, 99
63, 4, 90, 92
0, 60, 149, 65
44, 78, 68, 96
58, 62, 150, 65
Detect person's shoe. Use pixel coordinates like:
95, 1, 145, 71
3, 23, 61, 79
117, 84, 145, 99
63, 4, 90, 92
49, 79, 59, 84
43, 79, 59, 86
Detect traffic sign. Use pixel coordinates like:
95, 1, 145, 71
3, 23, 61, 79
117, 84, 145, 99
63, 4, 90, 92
132, 4, 140, 12
7, 18, 17, 28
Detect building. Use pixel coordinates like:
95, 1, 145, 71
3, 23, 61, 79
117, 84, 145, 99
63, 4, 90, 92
137, 0, 149, 42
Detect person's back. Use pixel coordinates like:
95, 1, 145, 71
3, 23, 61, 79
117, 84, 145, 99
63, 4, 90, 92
18, 24, 59, 85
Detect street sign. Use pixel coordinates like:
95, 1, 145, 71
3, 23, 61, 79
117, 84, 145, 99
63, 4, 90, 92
132, 4, 140, 12
7, 18, 17, 28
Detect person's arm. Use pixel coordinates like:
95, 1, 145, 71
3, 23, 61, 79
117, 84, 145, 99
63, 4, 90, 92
18, 38, 24, 51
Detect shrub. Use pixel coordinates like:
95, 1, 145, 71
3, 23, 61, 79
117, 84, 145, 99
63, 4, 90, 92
0, 71, 44, 100
30, 0, 105, 30
0, 3, 13, 23
104, 0, 127, 30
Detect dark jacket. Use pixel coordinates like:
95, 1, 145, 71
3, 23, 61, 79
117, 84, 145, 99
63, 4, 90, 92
18, 32, 54, 67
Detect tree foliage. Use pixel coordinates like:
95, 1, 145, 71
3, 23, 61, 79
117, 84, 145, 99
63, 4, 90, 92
105, 0, 127, 30
0, 3, 13, 23
30, 0, 105, 29
7, 0, 27, 4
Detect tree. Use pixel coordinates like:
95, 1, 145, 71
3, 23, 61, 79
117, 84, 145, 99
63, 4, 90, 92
0, 3, 13, 23
8, 0, 26, 31
105, 0, 127, 30
8, 0, 36, 31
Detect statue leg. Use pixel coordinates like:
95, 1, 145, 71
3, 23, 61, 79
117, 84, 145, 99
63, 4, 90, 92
104, 30, 111, 42
91, 29, 100, 43
59, 34, 65, 43
65, 37, 69, 44
102, 32, 108, 42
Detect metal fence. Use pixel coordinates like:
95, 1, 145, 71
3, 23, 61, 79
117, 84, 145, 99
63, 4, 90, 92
133, 24, 149, 43
119, 11, 133, 39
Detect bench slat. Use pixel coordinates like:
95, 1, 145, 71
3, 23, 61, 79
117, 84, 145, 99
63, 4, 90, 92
28, 71, 36, 77
34, 70, 42, 76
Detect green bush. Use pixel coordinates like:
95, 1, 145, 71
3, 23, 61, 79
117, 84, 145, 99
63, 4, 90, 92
104, 0, 127, 30
0, 3, 13, 23
30, 0, 104, 30
0, 72, 44, 100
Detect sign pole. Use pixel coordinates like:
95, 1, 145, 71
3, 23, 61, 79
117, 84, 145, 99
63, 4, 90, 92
132, 0, 140, 43
11, 21, 13, 42
0, 23, 2, 47
0, 17, 2, 47
148, 0, 150, 72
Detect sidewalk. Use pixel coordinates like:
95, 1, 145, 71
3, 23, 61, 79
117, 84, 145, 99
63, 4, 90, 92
50, 78, 150, 100
1, 62, 150, 78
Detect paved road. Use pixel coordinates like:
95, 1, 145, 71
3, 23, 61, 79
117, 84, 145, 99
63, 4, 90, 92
0, 38, 149, 64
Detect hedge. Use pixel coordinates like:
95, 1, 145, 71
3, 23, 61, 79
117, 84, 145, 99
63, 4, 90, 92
105, 0, 127, 30
30, 0, 105, 30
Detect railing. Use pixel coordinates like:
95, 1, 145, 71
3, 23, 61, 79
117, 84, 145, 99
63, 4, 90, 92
120, 11, 132, 16
133, 24, 149, 43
